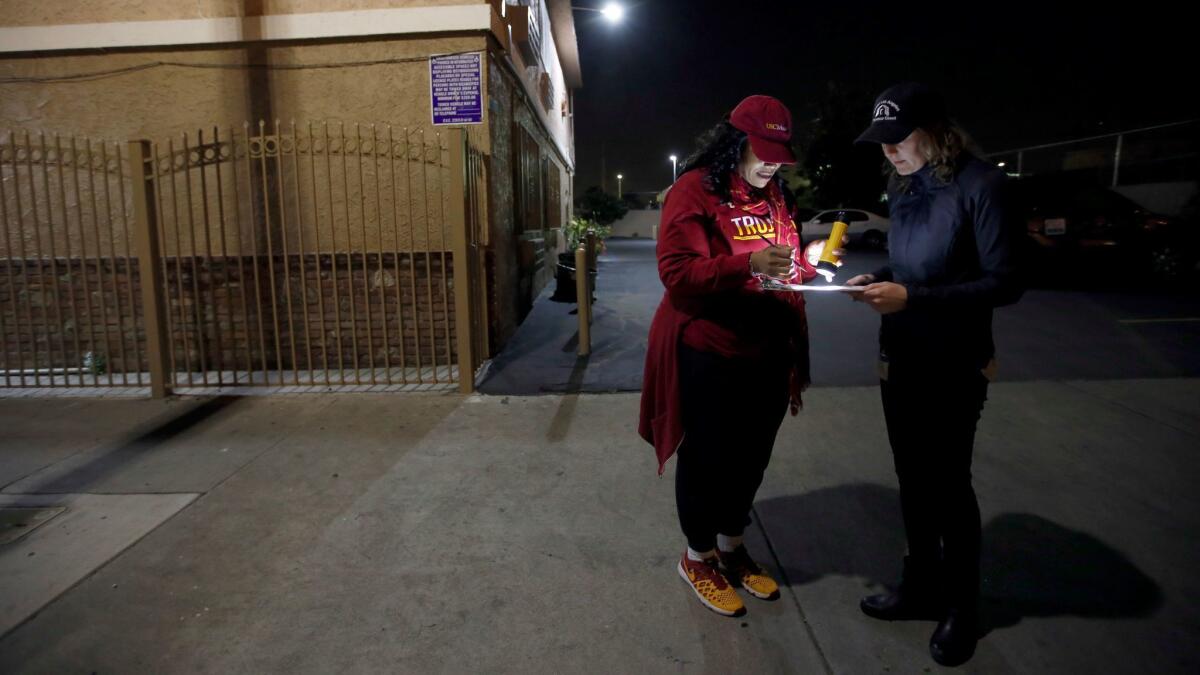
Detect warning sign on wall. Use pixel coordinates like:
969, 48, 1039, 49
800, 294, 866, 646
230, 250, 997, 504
430, 52, 484, 126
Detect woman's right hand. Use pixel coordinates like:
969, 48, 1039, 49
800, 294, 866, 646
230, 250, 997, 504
750, 245, 795, 278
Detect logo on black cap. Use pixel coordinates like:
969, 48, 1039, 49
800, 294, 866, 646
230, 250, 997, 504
873, 100, 900, 122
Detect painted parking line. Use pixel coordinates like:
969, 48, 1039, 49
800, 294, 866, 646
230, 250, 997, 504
1118, 317, 1200, 324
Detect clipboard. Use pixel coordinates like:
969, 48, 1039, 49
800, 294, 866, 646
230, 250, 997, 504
762, 280, 867, 293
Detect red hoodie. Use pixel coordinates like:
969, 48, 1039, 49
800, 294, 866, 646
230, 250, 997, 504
639, 169, 815, 474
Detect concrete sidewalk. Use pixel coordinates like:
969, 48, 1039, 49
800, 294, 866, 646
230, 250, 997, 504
2, 378, 1198, 673
478, 237, 659, 395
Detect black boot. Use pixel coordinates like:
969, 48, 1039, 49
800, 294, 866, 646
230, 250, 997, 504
860, 556, 943, 621
929, 608, 979, 667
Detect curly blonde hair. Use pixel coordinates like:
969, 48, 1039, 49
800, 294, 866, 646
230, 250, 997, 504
886, 122, 981, 191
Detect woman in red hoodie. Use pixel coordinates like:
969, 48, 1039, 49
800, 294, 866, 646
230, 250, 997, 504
639, 95, 819, 617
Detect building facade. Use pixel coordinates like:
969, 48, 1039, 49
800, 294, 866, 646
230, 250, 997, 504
0, 0, 581, 392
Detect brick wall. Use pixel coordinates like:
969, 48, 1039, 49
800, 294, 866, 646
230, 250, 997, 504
0, 253, 455, 382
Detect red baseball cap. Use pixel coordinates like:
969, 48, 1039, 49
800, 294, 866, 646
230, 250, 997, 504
730, 95, 796, 165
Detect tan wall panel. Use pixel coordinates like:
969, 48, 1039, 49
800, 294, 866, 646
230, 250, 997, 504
0, 36, 485, 139
263, 37, 482, 132
0, 36, 487, 260
0, 49, 251, 140
0, 0, 480, 27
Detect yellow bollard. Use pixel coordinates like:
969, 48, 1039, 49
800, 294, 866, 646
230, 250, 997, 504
576, 244, 591, 356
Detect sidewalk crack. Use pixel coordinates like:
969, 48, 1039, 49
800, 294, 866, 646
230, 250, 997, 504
752, 503, 835, 675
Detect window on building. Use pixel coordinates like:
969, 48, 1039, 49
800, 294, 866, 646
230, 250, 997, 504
514, 123, 543, 233
544, 157, 562, 231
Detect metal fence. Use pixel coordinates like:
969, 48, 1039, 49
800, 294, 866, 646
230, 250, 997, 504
0, 123, 489, 395
988, 120, 1199, 187
0, 132, 143, 390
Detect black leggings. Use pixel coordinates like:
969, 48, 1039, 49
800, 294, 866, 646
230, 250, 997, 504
880, 365, 988, 608
675, 344, 789, 553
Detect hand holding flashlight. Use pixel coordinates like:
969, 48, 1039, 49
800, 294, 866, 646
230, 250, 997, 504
811, 213, 852, 282
803, 237, 850, 275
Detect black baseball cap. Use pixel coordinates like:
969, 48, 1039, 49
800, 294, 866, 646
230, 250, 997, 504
855, 82, 949, 145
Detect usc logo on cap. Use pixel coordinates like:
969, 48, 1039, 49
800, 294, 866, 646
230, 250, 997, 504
765, 123, 787, 132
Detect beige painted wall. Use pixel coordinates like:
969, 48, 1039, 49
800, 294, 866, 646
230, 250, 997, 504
609, 209, 660, 239
1, 49, 251, 141
0, 0, 575, 355
0, 35, 488, 260
0, 0, 481, 26
0, 36, 485, 141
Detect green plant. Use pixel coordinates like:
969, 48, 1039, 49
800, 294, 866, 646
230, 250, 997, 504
83, 351, 108, 376
563, 216, 611, 250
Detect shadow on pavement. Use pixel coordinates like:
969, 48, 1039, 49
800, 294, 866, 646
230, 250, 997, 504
755, 483, 1162, 634
545, 355, 590, 443
979, 512, 1163, 630
16, 396, 239, 494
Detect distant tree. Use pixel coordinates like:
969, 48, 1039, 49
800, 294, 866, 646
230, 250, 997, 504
577, 186, 629, 225
799, 82, 889, 211
778, 165, 816, 210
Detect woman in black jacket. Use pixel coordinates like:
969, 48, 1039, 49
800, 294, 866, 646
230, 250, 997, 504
848, 82, 1023, 667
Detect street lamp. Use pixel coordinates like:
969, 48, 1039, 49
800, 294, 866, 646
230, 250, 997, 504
574, 2, 625, 24
617, 173, 623, 199
669, 155, 678, 183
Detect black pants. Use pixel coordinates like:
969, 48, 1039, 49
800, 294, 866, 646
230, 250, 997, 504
676, 344, 789, 553
880, 363, 988, 609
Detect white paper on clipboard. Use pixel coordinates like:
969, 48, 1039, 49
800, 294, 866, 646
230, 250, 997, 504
762, 281, 867, 293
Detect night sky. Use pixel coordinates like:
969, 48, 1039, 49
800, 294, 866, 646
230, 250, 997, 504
571, 0, 1195, 194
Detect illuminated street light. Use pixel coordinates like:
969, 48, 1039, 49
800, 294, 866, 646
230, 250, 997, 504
669, 155, 678, 183
617, 173, 624, 199
574, 2, 625, 24
601, 3, 625, 23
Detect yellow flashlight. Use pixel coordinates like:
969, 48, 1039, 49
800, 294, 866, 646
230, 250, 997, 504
817, 212, 849, 282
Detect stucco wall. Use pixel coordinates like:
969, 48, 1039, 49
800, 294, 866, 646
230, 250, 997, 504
0, 0, 480, 26
609, 209, 660, 239
0, 0, 575, 361
0, 36, 485, 141
0, 36, 487, 258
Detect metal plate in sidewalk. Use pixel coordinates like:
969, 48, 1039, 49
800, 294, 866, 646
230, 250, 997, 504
0, 507, 67, 545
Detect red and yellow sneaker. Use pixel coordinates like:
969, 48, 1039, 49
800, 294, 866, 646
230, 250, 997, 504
678, 553, 746, 617
717, 546, 780, 600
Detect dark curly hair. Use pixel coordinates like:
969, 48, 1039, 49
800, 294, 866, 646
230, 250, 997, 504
678, 120, 791, 204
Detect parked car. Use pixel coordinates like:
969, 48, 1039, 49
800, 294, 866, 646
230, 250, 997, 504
800, 209, 891, 250
1010, 177, 1198, 281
